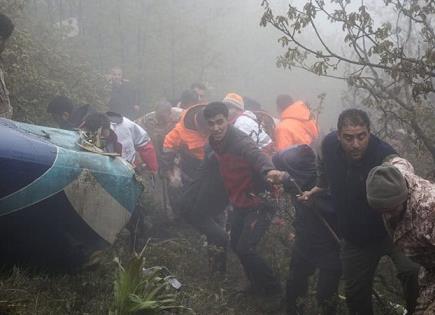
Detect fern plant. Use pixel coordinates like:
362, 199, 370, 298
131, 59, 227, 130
110, 246, 194, 315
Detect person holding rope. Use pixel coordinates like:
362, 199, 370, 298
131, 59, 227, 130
298, 109, 420, 315
273, 144, 341, 315
202, 101, 287, 311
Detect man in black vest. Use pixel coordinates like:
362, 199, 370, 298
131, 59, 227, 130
298, 109, 419, 315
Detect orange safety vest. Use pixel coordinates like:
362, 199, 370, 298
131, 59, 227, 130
275, 101, 319, 152
163, 105, 207, 160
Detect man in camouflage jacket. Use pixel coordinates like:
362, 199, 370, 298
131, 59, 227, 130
367, 156, 435, 315
136, 100, 182, 158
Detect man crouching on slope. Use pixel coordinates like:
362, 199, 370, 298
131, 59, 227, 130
366, 157, 435, 315
203, 101, 287, 310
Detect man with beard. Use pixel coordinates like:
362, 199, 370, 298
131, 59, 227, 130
298, 109, 420, 315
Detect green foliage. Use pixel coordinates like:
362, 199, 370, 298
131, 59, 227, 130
0, 0, 109, 125
111, 246, 193, 315
0, 221, 410, 314
261, 0, 435, 165
15, 0, 235, 106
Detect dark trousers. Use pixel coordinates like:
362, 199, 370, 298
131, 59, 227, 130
182, 153, 228, 272
286, 241, 341, 315
341, 236, 420, 315
229, 206, 281, 295
186, 212, 227, 248
187, 212, 228, 273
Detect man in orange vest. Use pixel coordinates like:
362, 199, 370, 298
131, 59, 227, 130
274, 94, 319, 152
160, 104, 208, 213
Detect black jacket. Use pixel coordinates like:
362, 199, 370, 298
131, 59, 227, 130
273, 144, 339, 255
319, 131, 396, 247
180, 145, 228, 217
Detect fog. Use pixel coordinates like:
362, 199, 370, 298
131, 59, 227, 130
25, 0, 351, 130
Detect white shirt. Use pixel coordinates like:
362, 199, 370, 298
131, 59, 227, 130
110, 116, 150, 163
234, 110, 272, 149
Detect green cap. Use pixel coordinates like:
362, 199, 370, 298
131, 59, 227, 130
366, 164, 408, 210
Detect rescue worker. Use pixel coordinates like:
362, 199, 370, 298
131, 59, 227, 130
81, 112, 157, 249
0, 13, 14, 119
203, 101, 287, 310
161, 104, 208, 186
274, 94, 318, 152
161, 104, 208, 217
223, 92, 273, 153
136, 100, 183, 220
47, 96, 95, 130
136, 100, 183, 158
81, 112, 158, 174
298, 109, 419, 315
182, 96, 275, 275
273, 145, 341, 315
366, 157, 435, 315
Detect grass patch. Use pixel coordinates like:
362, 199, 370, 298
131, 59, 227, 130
0, 211, 407, 314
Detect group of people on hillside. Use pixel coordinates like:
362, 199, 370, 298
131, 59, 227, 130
0, 12, 434, 315
46, 84, 434, 314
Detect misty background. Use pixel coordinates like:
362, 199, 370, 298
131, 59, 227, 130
14, 0, 347, 130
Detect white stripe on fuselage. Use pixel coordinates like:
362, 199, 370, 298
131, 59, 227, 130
64, 169, 131, 244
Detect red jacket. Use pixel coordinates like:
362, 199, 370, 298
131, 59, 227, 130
209, 125, 274, 209
135, 141, 158, 173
